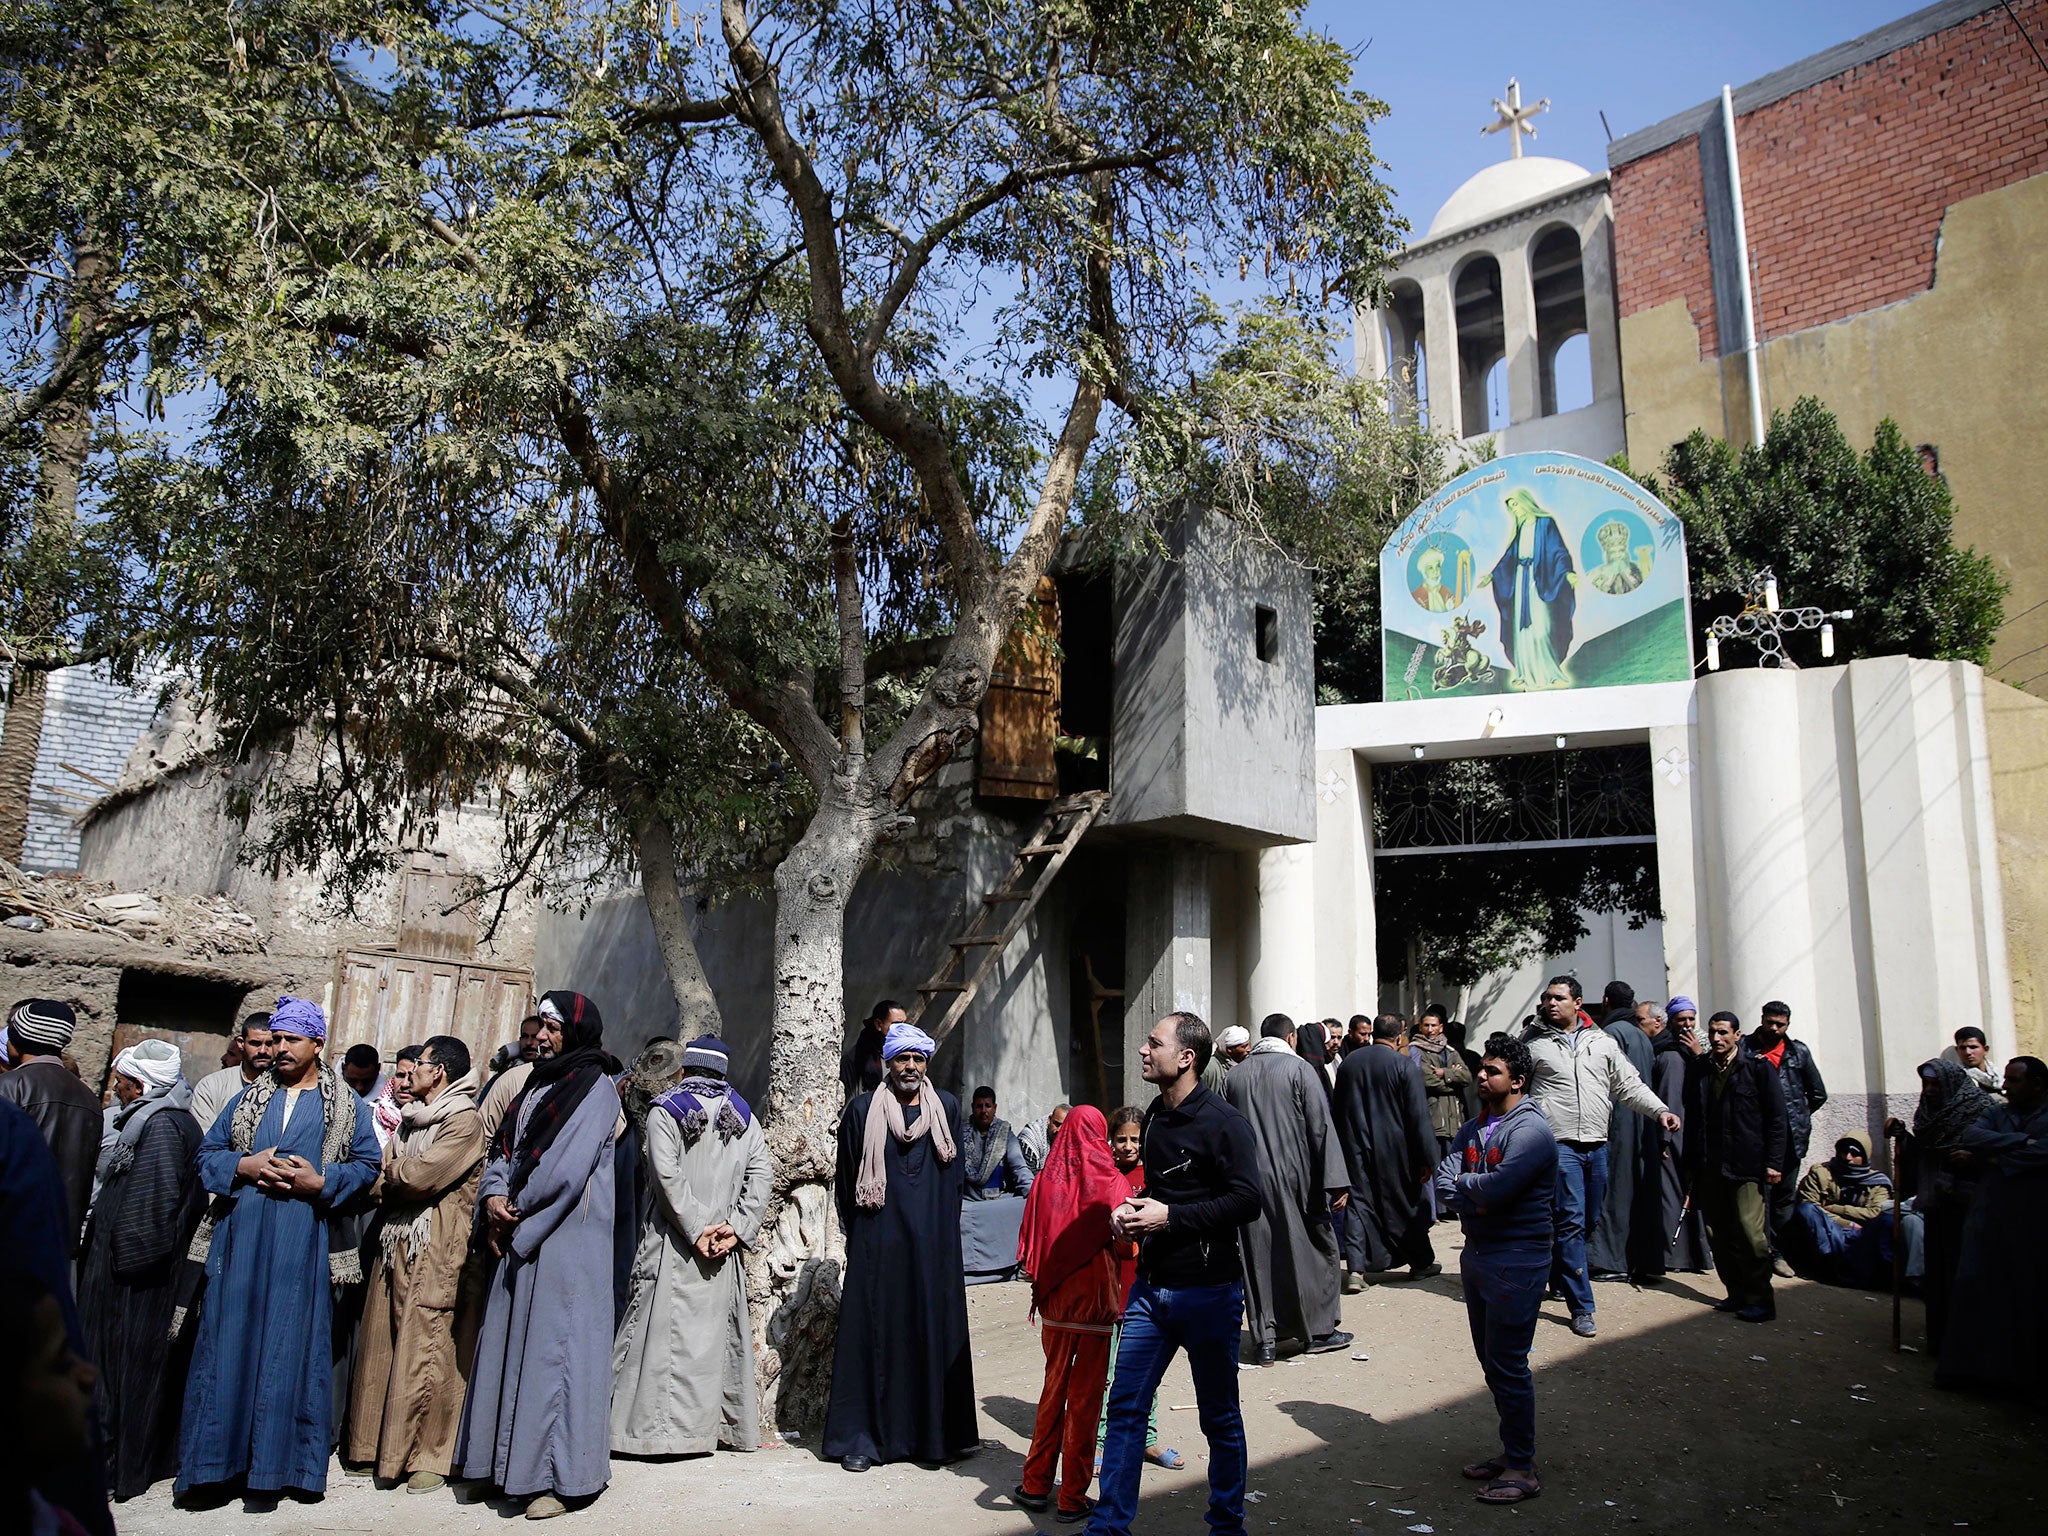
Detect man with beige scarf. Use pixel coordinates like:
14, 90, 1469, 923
823, 1021, 978, 1473
346, 1034, 486, 1492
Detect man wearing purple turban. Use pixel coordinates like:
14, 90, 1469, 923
176, 994, 381, 1499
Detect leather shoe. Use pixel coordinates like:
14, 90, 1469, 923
1307, 1329, 1354, 1354
841, 1454, 875, 1473
1737, 1304, 1777, 1323
1712, 1297, 1742, 1313
1013, 1485, 1050, 1513
1256, 1342, 1278, 1366
1054, 1497, 1096, 1524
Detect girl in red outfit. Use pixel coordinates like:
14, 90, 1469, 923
1013, 1106, 1126, 1521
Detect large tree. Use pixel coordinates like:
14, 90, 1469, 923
19, 1, 1409, 1426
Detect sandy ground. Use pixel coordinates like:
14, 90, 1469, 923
113, 1231, 2042, 1536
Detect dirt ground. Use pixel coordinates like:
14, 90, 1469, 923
114, 1229, 2042, 1536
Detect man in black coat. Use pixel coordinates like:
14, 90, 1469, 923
1744, 1001, 1826, 1264
1333, 1015, 1439, 1286
0, 1000, 101, 1251
1685, 1011, 1789, 1322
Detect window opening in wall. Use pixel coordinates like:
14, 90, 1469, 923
1485, 358, 1509, 432
1384, 280, 1428, 431
1531, 225, 1589, 418
1255, 605, 1279, 664
1454, 255, 1505, 438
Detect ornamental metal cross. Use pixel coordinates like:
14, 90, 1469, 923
1703, 568, 1854, 670
1483, 78, 1550, 160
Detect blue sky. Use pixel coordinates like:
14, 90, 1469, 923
1304, 0, 1905, 241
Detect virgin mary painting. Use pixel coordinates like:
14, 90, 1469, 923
1475, 487, 1577, 689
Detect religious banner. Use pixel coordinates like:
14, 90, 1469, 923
1380, 452, 1692, 700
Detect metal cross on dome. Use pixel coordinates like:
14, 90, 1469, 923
1483, 78, 1550, 160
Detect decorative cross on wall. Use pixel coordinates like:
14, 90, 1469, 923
1703, 568, 1854, 671
1318, 767, 1345, 805
1483, 78, 1550, 160
1656, 748, 1692, 787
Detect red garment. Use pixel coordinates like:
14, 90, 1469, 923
1756, 1038, 1787, 1069
1020, 1320, 1111, 1513
1017, 1105, 1126, 1306
1112, 1162, 1145, 1309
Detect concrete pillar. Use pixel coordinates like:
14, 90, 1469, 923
1311, 750, 1377, 1016
1124, 842, 1212, 1104
1354, 304, 1389, 385
1499, 240, 1541, 426
1420, 274, 1461, 441
1696, 668, 1819, 1025
1649, 719, 1704, 1006
1580, 203, 1624, 406
1244, 843, 1316, 1027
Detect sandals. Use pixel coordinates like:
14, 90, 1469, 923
1476, 1470, 1542, 1504
1145, 1446, 1186, 1470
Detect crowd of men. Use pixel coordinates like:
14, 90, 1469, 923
0, 974, 2042, 1534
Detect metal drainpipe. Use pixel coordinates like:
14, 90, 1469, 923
1721, 85, 1766, 448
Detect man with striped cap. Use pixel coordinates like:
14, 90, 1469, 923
0, 999, 101, 1248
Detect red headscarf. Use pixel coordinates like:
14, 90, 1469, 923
1016, 1105, 1126, 1303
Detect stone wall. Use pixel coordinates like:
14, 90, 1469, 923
0, 662, 167, 872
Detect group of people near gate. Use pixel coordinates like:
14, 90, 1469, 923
2, 971, 2043, 1536
0, 989, 771, 1524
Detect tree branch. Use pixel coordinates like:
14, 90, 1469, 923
831, 512, 864, 771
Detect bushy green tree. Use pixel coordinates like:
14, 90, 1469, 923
1630, 395, 2006, 667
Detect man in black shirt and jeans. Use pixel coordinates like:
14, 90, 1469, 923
1091, 1012, 1262, 1536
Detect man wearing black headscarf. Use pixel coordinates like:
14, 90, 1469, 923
456, 991, 621, 1519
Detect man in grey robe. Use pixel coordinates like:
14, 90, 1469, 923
960, 1086, 1034, 1200
1224, 1014, 1351, 1364
1589, 981, 1659, 1279
1643, 1000, 1711, 1273
612, 1036, 771, 1456
456, 990, 618, 1520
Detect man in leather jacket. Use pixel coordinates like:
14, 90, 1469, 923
0, 1000, 101, 1252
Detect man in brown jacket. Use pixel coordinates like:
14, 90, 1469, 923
346, 1034, 486, 1492
1408, 1005, 1474, 1159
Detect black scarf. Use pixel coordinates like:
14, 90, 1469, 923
496, 991, 618, 1202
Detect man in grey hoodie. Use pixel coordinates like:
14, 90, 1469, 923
1436, 1034, 1557, 1506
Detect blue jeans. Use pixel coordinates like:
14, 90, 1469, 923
1550, 1142, 1608, 1317
1463, 1248, 1547, 1466
1089, 1278, 1246, 1536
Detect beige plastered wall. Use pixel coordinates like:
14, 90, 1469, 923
1618, 172, 2048, 689
1986, 677, 2048, 1060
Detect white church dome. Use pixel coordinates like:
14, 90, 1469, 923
1424, 155, 1596, 240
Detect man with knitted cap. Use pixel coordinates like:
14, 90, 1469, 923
176, 994, 382, 1498
612, 1035, 770, 1457
0, 999, 101, 1247
824, 1020, 977, 1473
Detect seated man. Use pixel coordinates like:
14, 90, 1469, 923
960, 1086, 1034, 1201
1786, 1133, 1922, 1288
1016, 1103, 1070, 1178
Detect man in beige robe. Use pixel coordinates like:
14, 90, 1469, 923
611, 1036, 771, 1456
347, 1034, 485, 1491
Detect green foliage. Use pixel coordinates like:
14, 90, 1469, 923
5, 1, 1408, 923
1629, 396, 2006, 668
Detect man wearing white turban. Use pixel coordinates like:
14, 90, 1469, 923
824, 1022, 977, 1473
78, 1037, 206, 1499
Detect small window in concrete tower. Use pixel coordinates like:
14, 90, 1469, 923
1531, 225, 1589, 418
1255, 604, 1279, 664
1384, 279, 1428, 431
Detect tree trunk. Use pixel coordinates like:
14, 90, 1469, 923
744, 785, 886, 1442
0, 667, 48, 865
634, 806, 724, 1037
0, 233, 108, 865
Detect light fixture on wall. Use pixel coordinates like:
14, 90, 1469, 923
1554, 734, 1567, 750
1411, 745, 1426, 760
1483, 707, 1506, 737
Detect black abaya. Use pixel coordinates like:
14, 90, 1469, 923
824, 1089, 978, 1464
1332, 1045, 1437, 1272
1590, 1015, 1657, 1276
79, 1105, 205, 1500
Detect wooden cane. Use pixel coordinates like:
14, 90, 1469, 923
1889, 1123, 1907, 1352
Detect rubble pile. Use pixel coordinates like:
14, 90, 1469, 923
0, 858, 266, 957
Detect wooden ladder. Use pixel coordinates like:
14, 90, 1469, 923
908, 790, 1108, 1047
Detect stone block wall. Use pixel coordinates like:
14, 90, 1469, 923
1611, 0, 2048, 358
1, 662, 166, 872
